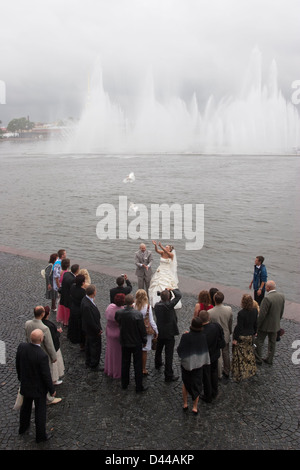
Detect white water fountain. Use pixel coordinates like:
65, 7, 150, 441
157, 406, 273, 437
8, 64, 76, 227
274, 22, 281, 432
69, 48, 300, 155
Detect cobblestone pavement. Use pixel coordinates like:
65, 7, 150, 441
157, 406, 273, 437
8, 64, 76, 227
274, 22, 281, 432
0, 252, 299, 452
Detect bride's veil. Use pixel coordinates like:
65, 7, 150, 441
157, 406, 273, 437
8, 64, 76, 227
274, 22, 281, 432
171, 249, 179, 284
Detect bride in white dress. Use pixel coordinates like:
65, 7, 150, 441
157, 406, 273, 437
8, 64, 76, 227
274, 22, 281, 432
148, 241, 182, 309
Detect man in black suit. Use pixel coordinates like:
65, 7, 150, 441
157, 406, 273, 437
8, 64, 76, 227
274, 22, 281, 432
115, 294, 147, 392
60, 264, 80, 310
198, 310, 225, 402
81, 284, 103, 371
154, 288, 182, 382
16, 329, 56, 443
109, 274, 132, 304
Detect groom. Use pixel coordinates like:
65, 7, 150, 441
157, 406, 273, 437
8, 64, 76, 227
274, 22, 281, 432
134, 243, 153, 294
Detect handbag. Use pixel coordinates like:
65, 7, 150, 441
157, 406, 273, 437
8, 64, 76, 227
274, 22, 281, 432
13, 388, 23, 411
144, 304, 155, 335
151, 337, 157, 350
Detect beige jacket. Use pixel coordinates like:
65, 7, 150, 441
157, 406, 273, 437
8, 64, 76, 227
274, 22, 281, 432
209, 304, 233, 344
25, 318, 57, 362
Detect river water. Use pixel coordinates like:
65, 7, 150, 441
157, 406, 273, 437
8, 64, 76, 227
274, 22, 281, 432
0, 139, 299, 303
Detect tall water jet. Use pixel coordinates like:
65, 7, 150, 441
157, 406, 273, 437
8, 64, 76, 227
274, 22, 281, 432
69, 48, 300, 154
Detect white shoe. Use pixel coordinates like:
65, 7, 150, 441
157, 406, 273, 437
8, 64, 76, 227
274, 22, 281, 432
53, 380, 63, 385
47, 397, 62, 405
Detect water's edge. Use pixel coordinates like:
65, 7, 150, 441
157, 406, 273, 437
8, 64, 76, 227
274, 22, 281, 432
1, 244, 299, 323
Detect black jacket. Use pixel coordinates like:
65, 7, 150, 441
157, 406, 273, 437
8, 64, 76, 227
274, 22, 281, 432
16, 342, 55, 397
60, 271, 76, 308
109, 279, 132, 304
202, 322, 225, 363
233, 308, 258, 341
42, 318, 60, 351
115, 306, 147, 348
154, 289, 181, 339
81, 296, 102, 337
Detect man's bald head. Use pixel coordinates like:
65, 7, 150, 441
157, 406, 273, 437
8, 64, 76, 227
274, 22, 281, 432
30, 329, 44, 345
266, 280, 276, 292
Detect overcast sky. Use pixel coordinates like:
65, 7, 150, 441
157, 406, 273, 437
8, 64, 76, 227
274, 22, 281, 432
0, 0, 299, 125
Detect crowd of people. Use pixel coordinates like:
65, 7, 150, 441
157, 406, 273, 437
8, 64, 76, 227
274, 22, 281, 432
15, 245, 285, 443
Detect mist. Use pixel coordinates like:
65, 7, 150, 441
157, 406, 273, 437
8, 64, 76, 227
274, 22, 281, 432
1, 0, 299, 126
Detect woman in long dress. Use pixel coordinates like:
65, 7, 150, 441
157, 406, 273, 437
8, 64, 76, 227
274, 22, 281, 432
104, 293, 125, 379
231, 294, 258, 382
148, 241, 181, 309
134, 289, 158, 375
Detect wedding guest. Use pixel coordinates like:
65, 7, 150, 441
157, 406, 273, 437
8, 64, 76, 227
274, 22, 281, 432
209, 291, 233, 381
56, 258, 70, 325
177, 317, 210, 415
52, 249, 67, 295
78, 268, 91, 286
198, 310, 225, 403
16, 329, 57, 443
110, 274, 132, 304
24, 306, 61, 405
104, 293, 125, 379
43, 306, 65, 385
194, 290, 213, 317
81, 284, 103, 371
59, 264, 80, 326
134, 289, 158, 376
254, 280, 285, 365
231, 294, 258, 382
154, 288, 182, 382
115, 294, 148, 393
68, 274, 86, 350
209, 287, 219, 307
44, 253, 58, 311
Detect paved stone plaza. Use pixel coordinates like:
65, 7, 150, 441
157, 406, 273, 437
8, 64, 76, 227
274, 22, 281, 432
0, 251, 299, 452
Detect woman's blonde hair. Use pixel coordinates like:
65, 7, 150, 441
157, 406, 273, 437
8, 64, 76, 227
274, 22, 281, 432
79, 269, 91, 284
135, 289, 149, 311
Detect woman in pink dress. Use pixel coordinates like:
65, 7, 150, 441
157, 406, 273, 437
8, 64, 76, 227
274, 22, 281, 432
104, 293, 125, 379
56, 258, 71, 325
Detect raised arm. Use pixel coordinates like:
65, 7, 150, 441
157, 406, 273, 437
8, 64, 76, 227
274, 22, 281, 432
152, 240, 163, 255
158, 242, 174, 259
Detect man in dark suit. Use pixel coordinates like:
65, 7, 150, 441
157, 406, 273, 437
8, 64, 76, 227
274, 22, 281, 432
115, 294, 147, 393
154, 288, 182, 382
109, 274, 132, 304
255, 280, 285, 365
198, 310, 225, 402
16, 329, 56, 443
81, 284, 103, 371
60, 264, 80, 310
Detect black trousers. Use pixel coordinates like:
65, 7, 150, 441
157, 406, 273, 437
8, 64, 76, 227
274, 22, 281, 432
85, 334, 101, 369
155, 337, 175, 379
121, 345, 143, 391
202, 359, 219, 401
19, 395, 47, 442
254, 289, 265, 306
